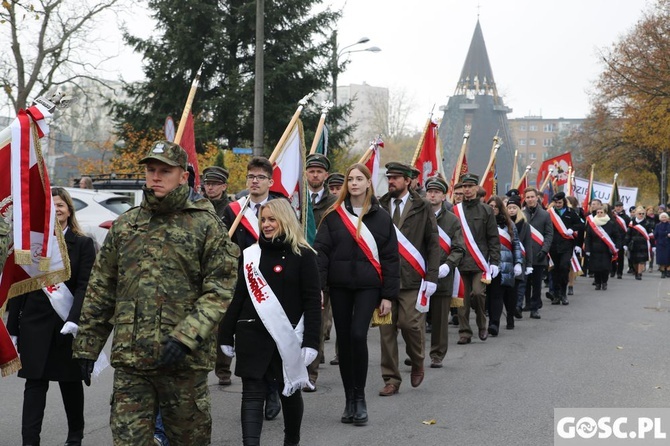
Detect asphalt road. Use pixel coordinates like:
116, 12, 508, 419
1, 270, 669, 446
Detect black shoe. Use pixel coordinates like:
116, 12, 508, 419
341, 389, 354, 424
404, 358, 411, 366
602, 283, 608, 290
561, 295, 569, 305
265, 389, 281, 421
450, 315, 459, 325
635, 274, 642, 281
530, 311, 541, 319
545, 291, 555, 301
514, 307, 523, 319
617, 274, 622, 279
522, 306, 530, 312
595, 283, 601, 290
353, 388, 368, 426
610, 271, 616, 278
567, 286, 573, 296
488, 325, 498, 337
330, 355, 339, 365
551, 297, 561, 305
506, 315, 515, 329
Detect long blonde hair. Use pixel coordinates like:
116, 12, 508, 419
323, 163, 375, 238
259, 199, 315, 255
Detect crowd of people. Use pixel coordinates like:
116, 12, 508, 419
5, 139, 669, 446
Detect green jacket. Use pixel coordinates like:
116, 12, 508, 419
73, 184, 239, 371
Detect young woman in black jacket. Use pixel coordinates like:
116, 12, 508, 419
314, 163, 400, 426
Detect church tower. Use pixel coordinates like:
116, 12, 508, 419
438, 19, 515, 190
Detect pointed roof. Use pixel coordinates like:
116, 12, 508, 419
454, 20, 498, 100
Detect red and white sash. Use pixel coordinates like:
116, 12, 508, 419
229, 197, 259, 240
394, 226, 431, 313
529, 225, 544, 249
630, 221, 652, 256
586, 215, 618, 260
570, 252, 583, 275
335, 203, 382, 281
437, 226, 465, 300
548, 207, 576, 240
614, 214, 627, 233
243, 244, 312, 395
498, 227, 512, 251
453, 203, 491, 283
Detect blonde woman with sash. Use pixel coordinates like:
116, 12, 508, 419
314, 163, 399, 426
219, 199, 321, 446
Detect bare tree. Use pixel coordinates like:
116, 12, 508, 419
0, 0, 122, 113
367, 86, 415, 140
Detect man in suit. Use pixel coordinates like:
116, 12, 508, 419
548, 192, 584, 305
522, 186, 553, 319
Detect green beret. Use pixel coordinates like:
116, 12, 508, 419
139, 141, 188, 170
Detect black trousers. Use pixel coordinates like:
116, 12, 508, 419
524, 265, 545, 311
330, 288, 379, 390
22, 379, 84, 444
612, 248, 626, 276
550, 250, 572, 297
487, 275, 517, 328
594, 270, 609, 285
241, 378, 303, 446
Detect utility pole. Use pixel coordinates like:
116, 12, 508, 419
253, 0, 264, 156
662, 149, 668, 205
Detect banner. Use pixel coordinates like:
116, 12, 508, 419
413, 120, 439, 186
270, 119, 306, 216
573, 177, 638, 211
537, 153, 572, 188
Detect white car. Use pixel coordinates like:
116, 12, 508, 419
57, 187, 132, 247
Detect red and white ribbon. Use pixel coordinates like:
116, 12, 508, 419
586, 215, 618, 260
614, 214, 627, 233
453, 203, 491, 282
437, 226, 464, 300
529, 225, 545, 249
629, 222, 652, 257
394, 226, 430, 313
548, 207, 576, 240
498, 227, 513, 251
335, 203, 382, 281
229, 197, 259, 241
570, 251, 583, 274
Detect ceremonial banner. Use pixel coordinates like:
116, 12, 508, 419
536, 153, 572, 188
413, 120, 439, 186
364, 137, 383, 193
270, 119, 306, 215
573, 177, 638, 212
0, 103, 70, 377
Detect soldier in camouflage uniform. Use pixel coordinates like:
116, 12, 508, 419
73, 141, 239, 446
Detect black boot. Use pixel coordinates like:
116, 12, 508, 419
341, 389, 354, 424
264, 388, 281, 421
353, 387, 368, 426
64, 429, 83, 446
561, 293, 569, 305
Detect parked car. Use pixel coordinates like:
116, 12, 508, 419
57, 187, 132, 247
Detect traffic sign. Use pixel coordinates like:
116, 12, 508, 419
232, 147, 253, 155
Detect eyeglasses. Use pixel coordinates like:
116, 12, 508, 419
246, 174, 269, 182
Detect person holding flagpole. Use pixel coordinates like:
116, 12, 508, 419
219, 199, 321, 446
7, 187, 96, 446
314, 163, 399, 425
584, 204, 621, 291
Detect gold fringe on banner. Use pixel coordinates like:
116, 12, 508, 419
38, 256, 50, 272
450, 298, 464, 308
371, 310, 392, 327
14, 250, 31, 265
1, 357, 22, 377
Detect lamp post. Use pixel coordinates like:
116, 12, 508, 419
330, 31, 381, 127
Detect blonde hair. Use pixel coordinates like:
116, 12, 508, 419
635, 206, 646, 215
324, 163, 374, 238
507, 203, 527, 223
258, 199, 315, 255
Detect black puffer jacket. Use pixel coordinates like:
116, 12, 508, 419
314, 197, 400, 300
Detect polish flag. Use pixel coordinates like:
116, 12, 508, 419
270, 119, 305, 209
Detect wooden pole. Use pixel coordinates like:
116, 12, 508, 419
479, 134, 501, 187
511, 149, 519, 187
308, 101, 333, 155
609, 172, 618, 206
539, 167, 554, 193
410, 113, 433, 167
174, 63, 204, 145
449, 126, 471, 200
515, 163, 533, 189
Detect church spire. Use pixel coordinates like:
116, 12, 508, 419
454, 19, 498, 100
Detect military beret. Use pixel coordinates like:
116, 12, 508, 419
385, 162, 413, 178
425, 176, 448, 193
507, 195, 522, 208
306, 153, 331, 171
410, 166, 421, 180
202, 166, 229, 183
327, 173, 344, 186
552, 191, 566, 202
459, 173, 479, 185
506, 188, 520, 197
139, 141, 188, 170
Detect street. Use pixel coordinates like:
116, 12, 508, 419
1, 271, 669, 446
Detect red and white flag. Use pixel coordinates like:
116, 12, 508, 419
536, 152, 572, 188
413, 120, 439, 186
364, 137, 383, 190
270, 119, 306, 214
0, 102, 70, 377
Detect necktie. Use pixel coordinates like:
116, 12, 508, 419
392, 198, 402, 226
311, 193, 318, 206
254, 203, 260, 216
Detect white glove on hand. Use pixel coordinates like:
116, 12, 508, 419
489, 265, 500, 279
424, 281, 437, 298
574, 246, 582, 256
60, 322, 79, 338
653, 247, 657, 254
585, 252, 591, 257
302, 347, 318, 366
220, 345, 235, 358
10, 335, 18, 350
513, 264, 523, 277
438, 264, 451, 279
623, 245, 628, 252
566, 228, 574, 237
525, 267, 533, 275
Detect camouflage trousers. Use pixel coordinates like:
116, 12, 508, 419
110, 367, 211, 446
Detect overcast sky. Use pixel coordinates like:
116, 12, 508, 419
107, 0, 651, 131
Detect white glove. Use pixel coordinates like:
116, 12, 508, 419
60, 322, 79, 338
220, 345, 235, 358
513, 264, 522, 277
525, 267, 533, 275
424, 281, 437, 298
438, 264, 451, 279
489, 265, 500, 279
566, 228, 574, 237
10, 335, 18, 350
585, 252, 591, 257
653, 247, 656, 254
623, 245, 628, 252
302, 347, 318, 366
574, 246, 582, 256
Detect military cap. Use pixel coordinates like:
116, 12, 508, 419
425, 176, 448, 193
306, 153, 331, 171
507, 195, 522, 208
139, 141, 187, 170
459, 173, 479, 185
410, 166, 421, 180
326, 173, 344, 186
506, 188, 520, 198
614, 200, 624, 207
385, 162, 414, 178
552, 191, 566, 202
202, 166, 229, 183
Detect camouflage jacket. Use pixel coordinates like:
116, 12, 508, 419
73, 183, 239, 371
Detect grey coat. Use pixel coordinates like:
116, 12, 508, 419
523, 205, 553, 266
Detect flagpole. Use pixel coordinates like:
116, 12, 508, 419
479, 133, 501, 187
511, 150, 519, 188
228, 93, 312, 237
449, 125, 471, 200
358, 134, 382, 164
566, 165, 573, 195
609, 172, 618, 206
435, 120, 446, 178
516, 163, 533, 189
174, 63, 204, 145
308, 101, 333, 155
539, 167, 554, 194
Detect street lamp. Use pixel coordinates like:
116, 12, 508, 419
331, 31, 381, 116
